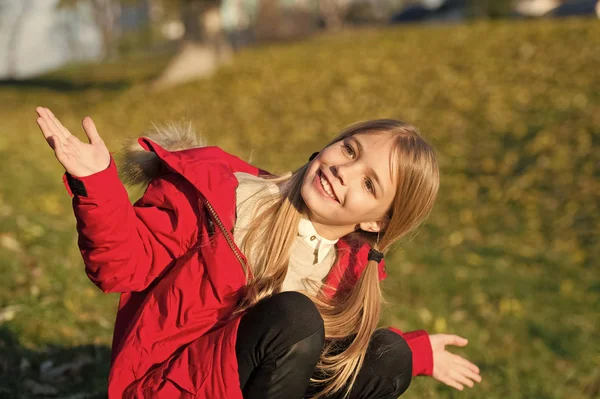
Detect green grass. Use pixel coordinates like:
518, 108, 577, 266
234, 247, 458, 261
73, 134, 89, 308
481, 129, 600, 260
1, 19, 599, 398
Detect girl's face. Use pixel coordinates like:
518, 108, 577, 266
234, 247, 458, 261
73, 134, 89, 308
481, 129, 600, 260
301, 132, 398, 239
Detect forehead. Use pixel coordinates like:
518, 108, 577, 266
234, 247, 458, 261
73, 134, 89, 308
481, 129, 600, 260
351, 132, 398, 185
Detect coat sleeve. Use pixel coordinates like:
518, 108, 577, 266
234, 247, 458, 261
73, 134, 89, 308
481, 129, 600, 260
63, 156, 200, 293
388, 327, 434, 376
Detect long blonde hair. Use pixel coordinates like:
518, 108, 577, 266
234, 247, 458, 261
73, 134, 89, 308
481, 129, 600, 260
236, 119, 439, 398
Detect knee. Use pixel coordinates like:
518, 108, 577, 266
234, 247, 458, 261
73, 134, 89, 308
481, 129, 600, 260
270, 292, 323, 334
245, 292, 324, 346
236, 293, 325, 393
368, 329, 413, 395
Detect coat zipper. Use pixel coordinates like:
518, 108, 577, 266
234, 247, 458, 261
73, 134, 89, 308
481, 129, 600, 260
202, 198, 251, 280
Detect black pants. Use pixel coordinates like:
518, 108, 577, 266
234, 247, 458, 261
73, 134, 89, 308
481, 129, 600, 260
236, 292, 413, 399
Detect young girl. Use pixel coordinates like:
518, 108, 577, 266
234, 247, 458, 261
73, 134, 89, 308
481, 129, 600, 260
36, 107, 481, 398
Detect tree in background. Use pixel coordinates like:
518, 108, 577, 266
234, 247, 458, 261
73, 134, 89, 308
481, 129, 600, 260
151, 0, 232, 89
467, 0, 514, 18
318, 0, 352, 29
2, 0, 34, 78
58, 0, 122, 60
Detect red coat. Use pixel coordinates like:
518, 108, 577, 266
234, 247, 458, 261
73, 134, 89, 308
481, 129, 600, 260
63, 138, 433, 398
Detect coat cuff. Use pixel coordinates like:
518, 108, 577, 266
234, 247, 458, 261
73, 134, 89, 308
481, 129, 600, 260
62, 156, 122, 200
388, 327, 434, 376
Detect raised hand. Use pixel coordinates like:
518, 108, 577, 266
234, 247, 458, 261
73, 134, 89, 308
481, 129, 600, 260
36, 107, 110, 177
429, 334, 482, 391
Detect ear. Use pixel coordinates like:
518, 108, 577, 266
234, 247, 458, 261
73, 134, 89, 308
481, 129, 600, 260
359, 220, 383, 233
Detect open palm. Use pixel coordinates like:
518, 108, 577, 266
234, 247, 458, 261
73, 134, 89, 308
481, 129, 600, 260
35, 107, 110, 177
429, 334, 482, 391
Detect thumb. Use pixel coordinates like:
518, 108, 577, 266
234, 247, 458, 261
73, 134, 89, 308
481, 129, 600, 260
443, 335, 469, 347
82, 116, 101, 144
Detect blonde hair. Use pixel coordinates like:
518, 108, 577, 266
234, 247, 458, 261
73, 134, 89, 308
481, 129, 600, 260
236, 119, 439, 398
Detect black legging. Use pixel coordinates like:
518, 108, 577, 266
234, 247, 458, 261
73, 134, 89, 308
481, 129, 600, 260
236, 292, 413, 399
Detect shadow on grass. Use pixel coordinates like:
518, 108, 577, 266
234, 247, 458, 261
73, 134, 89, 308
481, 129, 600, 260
0, 78, 130, 92
0, 326, 110, 398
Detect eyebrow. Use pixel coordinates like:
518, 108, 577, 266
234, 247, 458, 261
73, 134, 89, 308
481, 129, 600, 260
351, 136, 385, 197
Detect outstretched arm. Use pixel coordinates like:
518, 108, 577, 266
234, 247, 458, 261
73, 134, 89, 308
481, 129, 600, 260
36, 107, 200, 293
388, 328, 481, 390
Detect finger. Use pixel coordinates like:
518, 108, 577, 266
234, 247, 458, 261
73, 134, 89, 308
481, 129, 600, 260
82, 116, 101, 144
39, 107, 61, 136
36, 116, 53, 140
440, 376, 464, 391
453, 354, 480, 374
36, 107, 62, 139
450, 370, 475, 388
45, 108, 72, 138
35, 106, 49, 119
37, 116, 64, 151
52, 134, 67, 161
456, 364, 482, 384
444, 335, 468, 347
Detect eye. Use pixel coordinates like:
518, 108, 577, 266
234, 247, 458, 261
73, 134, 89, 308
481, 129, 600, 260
343, 143, 356, 158
365, 178, 375, 195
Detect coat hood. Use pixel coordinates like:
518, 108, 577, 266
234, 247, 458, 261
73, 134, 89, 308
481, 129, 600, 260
120, 123, 207, 186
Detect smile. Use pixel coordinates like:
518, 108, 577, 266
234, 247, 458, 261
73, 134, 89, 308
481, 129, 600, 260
316, 170, 339, 203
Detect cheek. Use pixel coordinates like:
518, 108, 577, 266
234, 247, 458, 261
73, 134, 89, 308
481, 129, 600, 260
346, 189, 391, 219
345, 189, 373, 214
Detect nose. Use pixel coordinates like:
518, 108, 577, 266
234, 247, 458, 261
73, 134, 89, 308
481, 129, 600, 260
331, 162, 355, 186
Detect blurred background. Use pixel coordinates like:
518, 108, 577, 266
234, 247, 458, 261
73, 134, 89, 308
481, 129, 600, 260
0, 0, 598, 398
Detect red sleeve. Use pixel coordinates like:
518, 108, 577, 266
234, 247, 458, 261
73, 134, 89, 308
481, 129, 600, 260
388, 327, 434, 377
64, 156, 199, 293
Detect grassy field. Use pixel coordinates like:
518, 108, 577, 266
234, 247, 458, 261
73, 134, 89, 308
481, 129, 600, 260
0, 19, 598, 398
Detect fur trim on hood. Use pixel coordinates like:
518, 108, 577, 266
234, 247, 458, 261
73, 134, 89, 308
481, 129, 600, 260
120, 122, 206, 186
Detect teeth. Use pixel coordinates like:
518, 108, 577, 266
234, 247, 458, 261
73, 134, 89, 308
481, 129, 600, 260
319, 174, 336, 200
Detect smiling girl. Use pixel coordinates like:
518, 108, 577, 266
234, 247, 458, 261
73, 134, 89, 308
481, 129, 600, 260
36, 107, 481, 398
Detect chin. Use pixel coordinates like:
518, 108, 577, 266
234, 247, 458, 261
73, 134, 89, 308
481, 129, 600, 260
301, 191, 333, 226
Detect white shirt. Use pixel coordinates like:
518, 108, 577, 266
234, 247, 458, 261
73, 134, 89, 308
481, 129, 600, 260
233, 172, 337, 294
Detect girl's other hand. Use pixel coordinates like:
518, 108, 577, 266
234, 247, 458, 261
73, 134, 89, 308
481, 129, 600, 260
36, 107, 110, 177
429, 334, 482, 391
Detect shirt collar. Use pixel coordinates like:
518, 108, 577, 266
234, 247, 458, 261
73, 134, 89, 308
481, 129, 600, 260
298, 218, 338, 264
